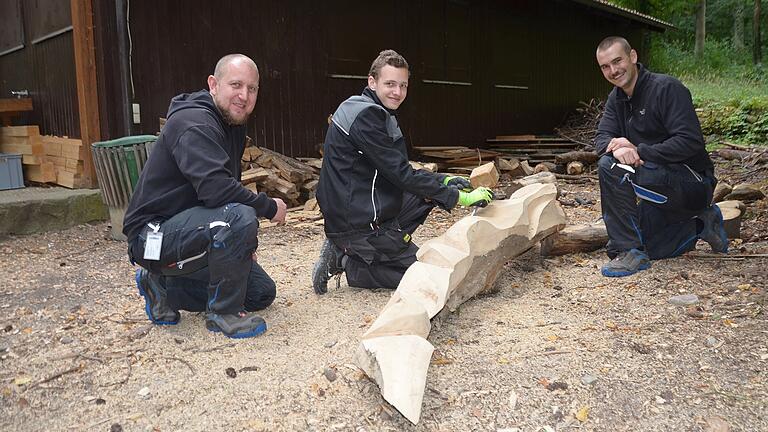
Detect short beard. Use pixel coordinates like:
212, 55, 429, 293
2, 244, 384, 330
219, 108, 248, 126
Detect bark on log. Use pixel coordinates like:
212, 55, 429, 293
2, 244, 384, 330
540, 221, 607, 256
716, 200, 744, 239
355, 183, 566, 424
554, 150, 599, 165
724, 184, 765, 201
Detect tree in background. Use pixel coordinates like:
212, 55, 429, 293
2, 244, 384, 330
695, 0, 707, 57
755, 0, 763, 64
734, 0, 745, 49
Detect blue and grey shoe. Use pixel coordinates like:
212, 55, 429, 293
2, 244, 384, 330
206, 311, 267, 339
601, 249, 651, 277
135, 269, 180, 325
697, 205, 729, 253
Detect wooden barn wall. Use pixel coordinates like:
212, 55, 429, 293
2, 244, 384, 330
0, 2, 79, 138
124, 0, 656, 157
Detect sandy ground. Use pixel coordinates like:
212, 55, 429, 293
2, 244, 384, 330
1, 161, 766, 432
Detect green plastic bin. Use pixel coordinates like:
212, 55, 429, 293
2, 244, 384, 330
91, 135, 158, 240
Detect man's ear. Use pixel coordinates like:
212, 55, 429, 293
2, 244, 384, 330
207, 75, 218, 94
629, 49, 638, 64
367, 75, 376, 90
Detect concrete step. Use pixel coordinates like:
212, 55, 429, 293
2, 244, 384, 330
0, 187, 108, 237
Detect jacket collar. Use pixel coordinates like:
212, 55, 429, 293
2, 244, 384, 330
616, 63, 648, 101
362, 87, 397, 115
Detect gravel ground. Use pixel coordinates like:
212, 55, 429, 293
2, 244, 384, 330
1, 162, 766, 432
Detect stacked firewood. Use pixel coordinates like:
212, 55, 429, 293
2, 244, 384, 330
240, 145, 320, 207
554, 98, 605, 150
0, 126, 86, 188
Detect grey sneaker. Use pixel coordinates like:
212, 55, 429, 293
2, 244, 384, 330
206, 311, 267, 339
697, 205, 728, 253
311, 239, 343, 294
135, 269, 180, 325
601, 249, 651, 277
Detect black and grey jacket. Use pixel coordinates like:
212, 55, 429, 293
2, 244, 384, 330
317, 87, 459, 238
595, 64, 714, 174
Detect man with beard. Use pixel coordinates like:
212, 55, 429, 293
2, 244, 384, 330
311, 49, 493, 293
594, 37, 727, 278
123, 54, 287, 338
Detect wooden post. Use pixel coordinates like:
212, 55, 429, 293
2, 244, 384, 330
71, 0, 100, 188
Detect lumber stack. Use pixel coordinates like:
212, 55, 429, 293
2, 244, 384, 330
41, 135, 86, 188
240, 146, 320, 207
413, 146, 502, 169
0, 126, 55, 183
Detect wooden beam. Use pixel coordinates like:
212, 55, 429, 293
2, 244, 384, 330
71, 0, 100, 188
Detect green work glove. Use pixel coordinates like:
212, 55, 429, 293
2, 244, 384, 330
458, 187, 494, 207
443, 175, 471, 190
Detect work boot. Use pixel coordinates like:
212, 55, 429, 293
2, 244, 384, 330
600, 248, 651, 277
697, 205, 729, 253
311, 239, 344, 295
206, 311, 267, 339
135, 269, 180, 325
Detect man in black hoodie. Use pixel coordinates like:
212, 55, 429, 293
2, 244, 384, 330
311, 49, 493, 293
123, 54, 287, 338
594, 37, 727, 278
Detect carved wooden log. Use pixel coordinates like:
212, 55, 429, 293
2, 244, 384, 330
540, 221, 608, 256
566, 161, 584, 175
355, 183, 566, 424
470, 161, 500, 188
715, 200, 744, 239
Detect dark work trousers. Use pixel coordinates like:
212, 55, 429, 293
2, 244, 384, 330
597, 155, 715, 260
331, 192, 436, 289
128, 203, 274, 314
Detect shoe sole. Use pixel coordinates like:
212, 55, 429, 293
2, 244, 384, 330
311, 261, 329, 294
206, 321, 267, 339
601, 262, 651, 277
135, 270, 179, 325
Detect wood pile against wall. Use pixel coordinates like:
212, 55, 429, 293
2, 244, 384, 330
240, 145, 320, 207
0, 126, 87, 188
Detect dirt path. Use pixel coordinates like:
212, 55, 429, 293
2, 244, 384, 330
1, 175, 766, 431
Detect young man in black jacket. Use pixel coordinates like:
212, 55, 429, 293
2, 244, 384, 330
123, 54, 287, 338
312, 49, 493, 293
594, 37, 727, 277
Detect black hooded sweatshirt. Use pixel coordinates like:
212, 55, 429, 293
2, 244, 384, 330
123, 90, 276, 241
595, 64, 713, 174
317, 87, 459, 238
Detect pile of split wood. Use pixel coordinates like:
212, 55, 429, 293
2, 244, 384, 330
0, 126, 86, 188
240, 144, 321, 207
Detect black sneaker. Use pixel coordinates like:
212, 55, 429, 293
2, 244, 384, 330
311, 239, 343, 294
600, 249, 651, 277
206, 311, 267, 339
135, 269, 180, 325
697, 205, 729, 253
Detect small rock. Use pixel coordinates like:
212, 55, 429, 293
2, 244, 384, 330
60, 336, 73, 344
704, 416, 731, 432
324, 340, 338, 349
95, 398, 106, 405
225, 367, 237, 378
668, 294, 699, 306
581, 374, 598, 386
712, 182, 732, 203
660, 390, 674, 402
655, 395, 666, 404
174, 337, 185, 344
323, 367, 338, 382
137, 387, 150, 398
546, 381, 568, 391
110, 423, 123, 432
705, 336, 721, 348
679, 271, 689, 280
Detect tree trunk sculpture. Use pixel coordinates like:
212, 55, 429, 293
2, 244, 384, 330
354, 183, 566, 423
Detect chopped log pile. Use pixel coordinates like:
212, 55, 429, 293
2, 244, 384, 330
485, 135, 580, 165
240, 145, 320, 207
0, 126, 86, 188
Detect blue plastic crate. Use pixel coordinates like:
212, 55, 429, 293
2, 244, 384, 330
0, 153, 24, 190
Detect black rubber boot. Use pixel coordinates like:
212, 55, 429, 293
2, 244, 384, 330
697, 205, 729, 253
135, 269, 180, 325
206, 311, 267, 338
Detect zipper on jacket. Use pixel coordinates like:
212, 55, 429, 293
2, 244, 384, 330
370, 169, 378, 230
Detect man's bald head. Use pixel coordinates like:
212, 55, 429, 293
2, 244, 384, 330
213, 54, 259, 80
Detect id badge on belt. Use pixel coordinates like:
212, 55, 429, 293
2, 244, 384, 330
143, 223, 163, 261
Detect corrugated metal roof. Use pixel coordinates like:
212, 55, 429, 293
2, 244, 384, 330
570, 0, 674, 30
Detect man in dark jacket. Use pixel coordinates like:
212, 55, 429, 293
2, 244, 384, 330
311, 49, 493, 293
594, 37, 727, 277
123, 54, 287, 338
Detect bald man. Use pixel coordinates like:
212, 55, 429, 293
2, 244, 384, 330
123, 54, 287, 338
